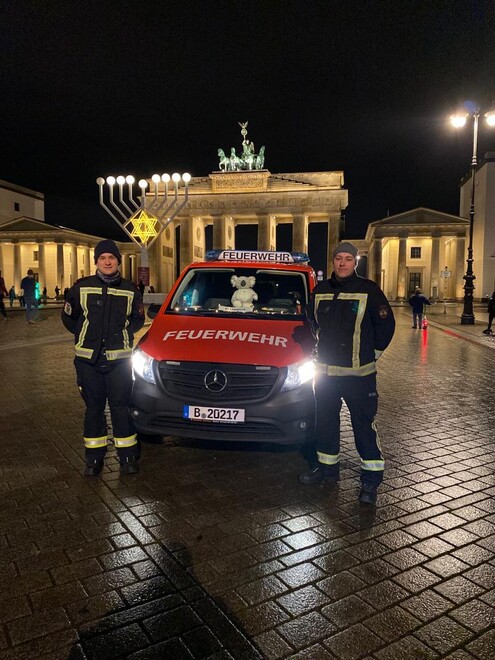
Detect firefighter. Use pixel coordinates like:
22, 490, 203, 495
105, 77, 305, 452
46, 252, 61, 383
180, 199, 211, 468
62, 239, 145, 476
300, 242, 395, 504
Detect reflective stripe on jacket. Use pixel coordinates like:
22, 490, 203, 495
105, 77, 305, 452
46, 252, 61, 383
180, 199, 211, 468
61, 274, 144, 364
308, 272, 395, 377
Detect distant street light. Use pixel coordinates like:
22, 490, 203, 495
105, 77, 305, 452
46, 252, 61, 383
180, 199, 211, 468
450, 106, 495, 324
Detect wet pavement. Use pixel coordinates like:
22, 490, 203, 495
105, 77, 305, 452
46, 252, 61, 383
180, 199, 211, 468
0, 303, 494, 659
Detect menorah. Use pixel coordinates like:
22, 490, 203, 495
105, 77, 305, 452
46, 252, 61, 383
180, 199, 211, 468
96, 172, 191, 266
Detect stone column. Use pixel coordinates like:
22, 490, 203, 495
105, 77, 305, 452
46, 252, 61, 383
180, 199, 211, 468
38, 243, 47, 290
56, 243, 64, 290
370, 238, 382, 285
327, 214, 340, 277
213, 215, 235, 250
14, 243, 21, 290
430, 236, 440, 300
258, 215, 276, 251
122, 254, 131, 280
70, 244, 78, 287
292, 214, 308, 253
84, 247, 91, 277
397, 237, 407, 300
456, 237, 466, 300
180, 216, 195, 273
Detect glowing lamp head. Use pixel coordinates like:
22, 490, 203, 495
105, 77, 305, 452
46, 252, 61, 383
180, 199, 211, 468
161, 173, 170, 183
172, 172, 181, 183
116, 176, 126, 185
485, 110, 495, 127
151, 174, 161, 183
96, 177, 105, 186
182, 172, 191, 183
138, 179, 148, 189
106, 176, 116, 186
450, 113, 468, 128
125, 175, 135, 184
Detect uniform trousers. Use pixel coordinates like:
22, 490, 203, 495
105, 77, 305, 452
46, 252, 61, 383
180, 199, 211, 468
314, 372, 384, 485
74, 357, 139, 461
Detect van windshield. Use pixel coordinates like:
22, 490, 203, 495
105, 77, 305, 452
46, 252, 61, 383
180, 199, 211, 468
168, 268, 309, 317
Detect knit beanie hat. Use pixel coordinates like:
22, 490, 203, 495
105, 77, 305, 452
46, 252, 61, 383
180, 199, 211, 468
94, 239, 121, 264
333, 241, 358, 259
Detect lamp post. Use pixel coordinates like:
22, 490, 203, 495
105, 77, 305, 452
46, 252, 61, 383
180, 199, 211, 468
450, 107, 495, 324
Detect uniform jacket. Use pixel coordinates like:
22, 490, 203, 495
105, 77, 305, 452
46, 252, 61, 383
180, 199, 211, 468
408, 292, 431, 313
308, 271, 395, 377
62, 273, 145, 363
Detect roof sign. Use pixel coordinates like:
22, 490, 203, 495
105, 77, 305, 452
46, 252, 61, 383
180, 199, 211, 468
205, 250, 310, 263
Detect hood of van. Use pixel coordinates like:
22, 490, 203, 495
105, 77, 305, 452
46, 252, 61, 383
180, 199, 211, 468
139, 313, 314, 367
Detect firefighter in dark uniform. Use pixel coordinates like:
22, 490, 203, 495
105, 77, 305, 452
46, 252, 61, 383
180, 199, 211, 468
62, 239, 145, 476
300, 242, 395, 504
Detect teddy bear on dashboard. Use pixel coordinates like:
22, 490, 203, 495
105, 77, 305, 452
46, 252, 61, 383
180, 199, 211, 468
230, 275, 258, 310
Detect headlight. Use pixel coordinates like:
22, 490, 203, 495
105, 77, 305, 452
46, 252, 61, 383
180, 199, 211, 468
132, 348, 156, 384
281, 359, 315, 392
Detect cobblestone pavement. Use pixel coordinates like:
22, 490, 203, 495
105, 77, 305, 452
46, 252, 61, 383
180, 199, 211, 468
0, 304, 494, 659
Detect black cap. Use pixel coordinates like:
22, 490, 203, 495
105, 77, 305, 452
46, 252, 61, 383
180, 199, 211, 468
94, 239, 121, 264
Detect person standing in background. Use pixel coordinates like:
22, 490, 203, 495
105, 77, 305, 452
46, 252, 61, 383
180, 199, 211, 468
408, 287, 430, 329
483, 292, 495, 335
8, 286, 15, 307
0, 270, 8, 320
20, 269, 38, 324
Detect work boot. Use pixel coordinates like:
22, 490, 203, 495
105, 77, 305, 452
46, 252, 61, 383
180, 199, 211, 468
84, 460, 104, 477
120, 456, 139, 475
299, 465, 339, 485
359, 483, 378, 505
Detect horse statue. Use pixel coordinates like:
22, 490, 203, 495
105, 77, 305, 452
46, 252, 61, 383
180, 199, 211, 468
243, 151, 256, 170
218, 148, 230, 171
217, 140, 266, 171
242, 140, 256, 170
229, 147, 243, 171
256, 146, 265, 170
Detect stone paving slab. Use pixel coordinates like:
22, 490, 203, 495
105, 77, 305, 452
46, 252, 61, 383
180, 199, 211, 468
0, 306, 494, 658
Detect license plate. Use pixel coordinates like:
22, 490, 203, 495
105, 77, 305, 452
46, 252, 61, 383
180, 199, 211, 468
183, 405, 245, 423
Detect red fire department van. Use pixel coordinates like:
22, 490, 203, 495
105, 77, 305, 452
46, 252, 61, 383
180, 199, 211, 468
130, 250, 317, 444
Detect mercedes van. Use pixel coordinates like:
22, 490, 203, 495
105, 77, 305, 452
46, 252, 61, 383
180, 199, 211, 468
130, 250, 317, 444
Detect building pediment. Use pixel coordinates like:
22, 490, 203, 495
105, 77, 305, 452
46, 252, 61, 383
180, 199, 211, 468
365, 207, 468, 241
369, 207, 468, 228
0, 217, 55, 233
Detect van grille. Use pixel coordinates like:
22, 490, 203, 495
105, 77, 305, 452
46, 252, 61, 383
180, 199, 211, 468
157, 361, 280, 403
149, 415, 283, 439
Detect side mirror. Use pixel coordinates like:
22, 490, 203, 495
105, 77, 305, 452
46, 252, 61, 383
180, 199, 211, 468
147, 304, 161, 319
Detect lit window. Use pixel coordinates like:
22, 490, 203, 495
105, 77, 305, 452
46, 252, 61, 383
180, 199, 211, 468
411, 247, 421, 259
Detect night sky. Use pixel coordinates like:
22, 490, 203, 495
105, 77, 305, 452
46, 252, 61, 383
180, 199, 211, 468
2, 1, 495, 247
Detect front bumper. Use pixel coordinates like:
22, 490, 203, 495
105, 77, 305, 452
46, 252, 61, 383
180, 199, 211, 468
130, 378, 315, 444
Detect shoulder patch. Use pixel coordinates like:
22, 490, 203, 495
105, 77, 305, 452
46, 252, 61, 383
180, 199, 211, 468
378, 305, 389, 319
63, 301, 72, 316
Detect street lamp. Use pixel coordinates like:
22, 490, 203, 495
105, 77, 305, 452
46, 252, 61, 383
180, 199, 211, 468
450, 106, 495, 324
